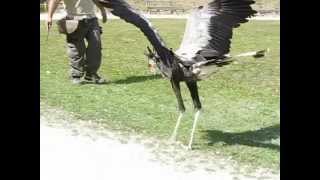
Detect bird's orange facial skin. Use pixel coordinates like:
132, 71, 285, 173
148, 60, 157, 74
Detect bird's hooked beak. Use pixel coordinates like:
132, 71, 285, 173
144, 46, 154, 58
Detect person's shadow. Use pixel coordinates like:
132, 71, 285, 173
202, 124, 280, 151
111, 74, 163, 84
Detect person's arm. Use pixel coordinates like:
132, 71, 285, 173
92, 0, 107, 23
47, 0, 62, 31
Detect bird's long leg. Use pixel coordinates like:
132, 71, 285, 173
186, 81, 202, 150
188, 110, 201, 150
169, 112, 184, 142
169, 79, 185, 142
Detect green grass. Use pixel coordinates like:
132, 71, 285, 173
40, 19, 280, 170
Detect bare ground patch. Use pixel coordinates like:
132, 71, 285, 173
40, 102, 279, 180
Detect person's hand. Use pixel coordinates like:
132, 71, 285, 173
46, 17, 53, 31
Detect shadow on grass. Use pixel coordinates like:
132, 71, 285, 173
111, 74, 163, 84
202, 124, 280, 151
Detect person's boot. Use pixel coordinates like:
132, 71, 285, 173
71, 77, 83, 85
84, 73, 108, 84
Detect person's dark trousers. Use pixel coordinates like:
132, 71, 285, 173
66, 17, 102, 79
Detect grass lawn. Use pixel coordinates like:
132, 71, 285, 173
40, 19, 280, 170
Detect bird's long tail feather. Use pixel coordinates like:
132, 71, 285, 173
194, 49, 269, 80
233, 48, 269, 58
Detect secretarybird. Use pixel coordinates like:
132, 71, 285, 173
98, 0, 265, 149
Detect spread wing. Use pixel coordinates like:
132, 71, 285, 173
176, 0, 257, 61
98, 0, 173, 67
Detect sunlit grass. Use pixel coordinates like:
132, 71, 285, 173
40, 19, 279, 169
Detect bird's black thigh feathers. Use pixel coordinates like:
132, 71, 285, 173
170, 79, 186, 112
185, 81, 202, 110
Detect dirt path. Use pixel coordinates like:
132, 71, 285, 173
40, 103, 279, 180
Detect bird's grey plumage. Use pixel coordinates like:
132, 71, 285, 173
176, 0, 257, 62
176, 6, 213, 60
97, 0, 258, 149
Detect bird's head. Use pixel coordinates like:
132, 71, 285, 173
144, 46, 199, 80
144, 46, 173, 78
144, 46, 161, 73
144, 46, 159, 61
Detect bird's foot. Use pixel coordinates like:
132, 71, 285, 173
179, 143, 192, 150
168, 135, 177, 143
186, 110, 201, 151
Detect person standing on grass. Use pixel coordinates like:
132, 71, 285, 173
47, 0, 107, 84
